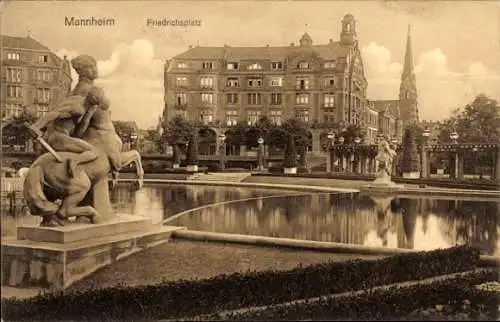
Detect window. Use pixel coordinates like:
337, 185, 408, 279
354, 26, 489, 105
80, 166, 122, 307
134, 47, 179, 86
202, 62, 213, 69
227, 62, 239, 70
37, 70, 52, 82
200, 111, 213, 124
177, 62, 188, 68
247, 110, 261, 125
296, 77, 309, 90
247, 78, 262, 87
226, 110, 238, 126
247, 93, 262, 105
226, 93, 238, 104
324, 61, 336, 69
7, 85, 21, 98
297, 61, 309, 69
176, 76, 188, 86
271, 62, 283, 70
6, 68, 22, 82
270, 93, 282, 105
7, 52, 20, 60
270, 110, 282, 125
200, 76, 213, 88
176, 93, 187, 105
295, 93, 309, 104
323, 76, 335, 86
3, 104, 22, 118
226, 78, 239, 87
270, 76, 283, 87
324, 94, 335, 107
201, 93, 214, 104
295, 110, 310, 122
37, 88, 51, 102
247, 63, 263, 70
38, 55, 48, 63
36, 105, 49, 117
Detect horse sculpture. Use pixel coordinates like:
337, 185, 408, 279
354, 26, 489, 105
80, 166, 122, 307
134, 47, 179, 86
22, 86, 144, 227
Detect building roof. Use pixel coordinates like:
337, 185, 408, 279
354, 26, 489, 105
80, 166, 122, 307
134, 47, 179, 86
371, 100, 400, 118
1, 35, 50, 51
173, 41, 351, 61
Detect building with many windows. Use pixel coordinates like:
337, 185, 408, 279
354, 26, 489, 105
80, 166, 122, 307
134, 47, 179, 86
163, 15, 418, 154
1, 35, 72, 120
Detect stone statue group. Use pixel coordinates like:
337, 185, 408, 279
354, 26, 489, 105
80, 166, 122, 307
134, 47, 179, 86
23, 55, 144, 227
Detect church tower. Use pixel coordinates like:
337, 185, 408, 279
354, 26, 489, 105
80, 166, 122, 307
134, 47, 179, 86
399, 25, 419, 127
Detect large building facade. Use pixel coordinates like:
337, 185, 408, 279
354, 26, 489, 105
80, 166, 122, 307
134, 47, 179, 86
1, 35, 72, 120
163, 15, 418, 152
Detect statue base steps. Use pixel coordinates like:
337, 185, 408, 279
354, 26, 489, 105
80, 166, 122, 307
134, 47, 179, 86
1, 215, 186, 290
17, 215, 151, 244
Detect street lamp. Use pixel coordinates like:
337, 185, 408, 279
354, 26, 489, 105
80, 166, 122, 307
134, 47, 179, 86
353, 136, 361, 173
326, 131, 336, 173
257, 137, 265, 171
218, 134, 226, 171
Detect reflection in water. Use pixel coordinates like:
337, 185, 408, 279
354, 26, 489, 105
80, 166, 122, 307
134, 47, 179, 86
170, 193, 499, 256
3, 184, 498, 256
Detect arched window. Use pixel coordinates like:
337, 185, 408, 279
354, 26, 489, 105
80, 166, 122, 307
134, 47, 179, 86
247, 63, 263, 70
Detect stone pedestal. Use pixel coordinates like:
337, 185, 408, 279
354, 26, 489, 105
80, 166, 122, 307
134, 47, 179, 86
361, 170, 404, 194
2, 214, 184, 290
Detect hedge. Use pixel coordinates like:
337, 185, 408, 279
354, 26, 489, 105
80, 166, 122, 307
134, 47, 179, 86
1, 246, 480, 321
215, 269, 499, 321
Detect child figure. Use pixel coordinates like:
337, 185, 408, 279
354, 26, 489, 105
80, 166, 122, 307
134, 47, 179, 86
28, 87, 108, 177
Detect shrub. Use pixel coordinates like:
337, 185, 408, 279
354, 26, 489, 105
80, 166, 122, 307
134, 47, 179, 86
0, 246, 480, 321
401, 127, 420, 173
283, 134, 297, 168
218, 269, 498, 321
186, 134, 199, 165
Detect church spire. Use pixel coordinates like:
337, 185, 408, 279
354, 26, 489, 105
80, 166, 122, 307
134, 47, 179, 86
399, 24, 419, 126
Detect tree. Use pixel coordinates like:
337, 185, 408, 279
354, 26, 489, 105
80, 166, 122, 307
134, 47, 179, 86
283, 134, 297, 168
339, 124, 366, 144
437, 94, 500, 143
2, 106, 39, 151
281, 117, 311, 150
186, 133, 199, 165
161, 115, 195, 145
400, 127, 420, 173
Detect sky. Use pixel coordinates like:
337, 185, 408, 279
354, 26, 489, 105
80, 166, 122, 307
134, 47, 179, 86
2, 0, 500, 129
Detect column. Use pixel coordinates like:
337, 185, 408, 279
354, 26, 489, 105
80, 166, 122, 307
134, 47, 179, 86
312, 132, 321, 155
421, 147, 428, 179
457, 153, 464, 179
454, 152, 460, 179
495, 150, 500, 180
326, 149, 332, 173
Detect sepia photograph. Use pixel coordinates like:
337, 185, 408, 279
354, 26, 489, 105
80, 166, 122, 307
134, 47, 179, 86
1, 0, 499, 320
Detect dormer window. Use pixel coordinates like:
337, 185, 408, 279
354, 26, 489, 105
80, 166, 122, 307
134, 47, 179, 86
38, 55, 48, 63
202, 61, 213, 69
177, 62, 188, 68
324, 61, 336, 69
298, 61, 309, 69
227, 62, 239, 70
247, 63, 263, 70
7, 52, 20, 60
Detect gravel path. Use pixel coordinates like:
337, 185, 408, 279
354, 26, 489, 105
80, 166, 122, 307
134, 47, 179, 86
68, 239, 384, 292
